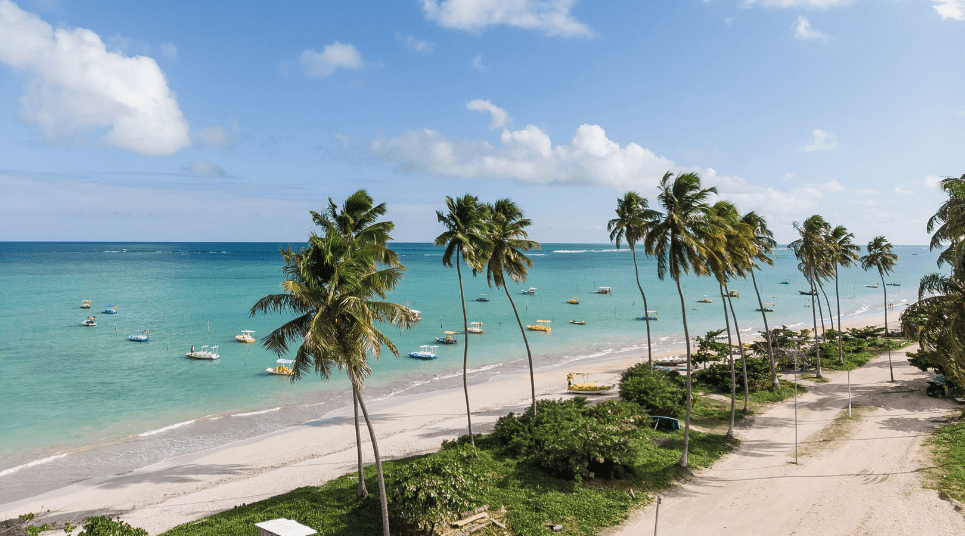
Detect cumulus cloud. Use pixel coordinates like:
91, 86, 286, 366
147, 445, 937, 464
798, 129, 839, 152
195, 119, 242, 148
0, 0, 190, 155
422, 0, 594, 38
793, 16, 831, 40
396, 32, 434, 53
924, 175, 946, 189
853, 188, 879, 195
182, 160, 226, 178
742, 0, 851, 8
895, 187, 914, 196
299, 41, 363, 77
471, 54, 487, 72
466, 99, 511, 129
934, 1, 965, 20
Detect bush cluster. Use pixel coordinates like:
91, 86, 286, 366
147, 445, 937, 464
618, 363, 686, 416
491, 398, 647, 481
694, 356, 772, 394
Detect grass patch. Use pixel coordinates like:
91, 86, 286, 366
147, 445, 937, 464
928, 418, 965, 505
749, 381, 804, 403
795, 406, 875, 459
160, 427, 736, 536
800, 373, 830, 383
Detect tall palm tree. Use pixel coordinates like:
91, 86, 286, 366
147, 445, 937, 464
310, 189, 399, 499
251, 232, 414, 536
789, 215, 830, 379
608, 192, 660, 369
927, 174, 965, 267
740, 212, 779, 389
827, 225, 860, 365
644, 171, 719, 468
482, 199, 541, 414
435, 195, 492, 447
862, 236, 899, 381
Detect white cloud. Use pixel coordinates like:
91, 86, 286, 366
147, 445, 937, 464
853, 188, 879, 195
299, 41, 363, 77
466, 99, 511, 129
159, 42, 177, 61
195, 119, 242, 148
742, 0, 851, 8
895, 187, 914, 196
395, 32, 434, 53
934, 1, 965, 20
793, 16, 831, 40
471, 54, 487, 72
182, 160, 226, 178
422, 0, 594, 38
924, 175, 945, 189
798, 129, 839, 152
0, 0, 190, 155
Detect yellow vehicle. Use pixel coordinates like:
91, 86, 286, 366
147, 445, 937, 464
526, 319, 552, 333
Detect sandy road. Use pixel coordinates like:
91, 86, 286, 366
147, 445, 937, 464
608, 346, 965, 536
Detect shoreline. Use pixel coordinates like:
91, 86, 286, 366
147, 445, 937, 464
0, 306, 906, 532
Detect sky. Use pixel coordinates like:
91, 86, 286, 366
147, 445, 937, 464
1, 0, 964, 245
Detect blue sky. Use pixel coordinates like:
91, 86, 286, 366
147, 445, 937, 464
1, 0, 963, 244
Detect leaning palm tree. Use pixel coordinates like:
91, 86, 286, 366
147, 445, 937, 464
927, 174, 965, 267
862, 236, 899, 381
827, 225, 860, 365
251, 232, 414, 536
608, 192, 661, 369
435, 195, 492, 447
740, 212, 778, 388
482, 199, 541, 415
644, 171, 719, 468
789, 215, 831, 379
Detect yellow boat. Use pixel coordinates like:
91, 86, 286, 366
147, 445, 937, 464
467, 322, 484, 334
80, 300, 91, 309
566, 298, 579, 304
235, 330, 256, 343
527, 319, 552, 333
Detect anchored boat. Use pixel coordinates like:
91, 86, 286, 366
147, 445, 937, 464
467, 322, 484, 334
82, 315, 96, 326
436, 331, 458, 344
235, 330, 256, 343
186, 345, 219, 360
128, 330, 150, 342
526, 319, 552, 333
408, 345, 439, 360
267, 359, 294, 375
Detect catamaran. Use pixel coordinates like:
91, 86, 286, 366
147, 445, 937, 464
128, 330, 150, 342
467, 322, 484, 334
82, 315, 96, 326
267, 358, 294, 375
526, 319, 552, 333
186, 345, 219, 360
235, 330, 256, 343
408, 345, 439, 360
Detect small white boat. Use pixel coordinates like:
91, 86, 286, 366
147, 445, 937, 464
267, 358, 294, 375
697, 297, 713, 304
595, 287, 612, 294
467, 322, 484, 334
128, 329, 150, 342
408, 345, 439, 360
80, 300, 91, 309
520, 287, 537, 295
186, 345, 219, 360
865, 283, 879, 288
82, 315, 96, 326
756, 303, 776, 313
235, 330, 256, 343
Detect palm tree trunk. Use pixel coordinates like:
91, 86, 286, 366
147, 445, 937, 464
810, 269, 823, 379
816, 282, 828, 339
751, 270, 779, 389
503, 284, 537, 416
820, 283, 834, 333
720, 282, 736, 440
676, 278, 693, 468
352, 386, 369, 499
725, 286, 750, 412
835, 264, 844, 365
353, 377, 390, 536
881, 269, 893, 381
455, 253, 475, 447
631, 246, 653, 370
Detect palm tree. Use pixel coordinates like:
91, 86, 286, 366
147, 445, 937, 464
927, 174, 965, 267
862, 236, 899, 381
482, 199, 541, 414
644, 171, 719, 468
608, 192, 660, 369
251, 231, 414, 536
310, 189, 399, 499
789, 215, 830, 379
827, 225, 860, 365
740, 212, 778, 389
435, 195, 492, 447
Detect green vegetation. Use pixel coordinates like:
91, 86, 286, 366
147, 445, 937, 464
929, 420, 965, 505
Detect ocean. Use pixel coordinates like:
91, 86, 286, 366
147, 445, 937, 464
0, 241, 939, 503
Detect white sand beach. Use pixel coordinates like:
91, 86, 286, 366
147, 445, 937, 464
3, 308, 962, 535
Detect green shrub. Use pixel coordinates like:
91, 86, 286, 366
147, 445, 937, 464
491, 398, 646, 481
387, 443, 495, 532
618, 364, 686, 416
79, 516, 148, 536
693, 356, 772, 394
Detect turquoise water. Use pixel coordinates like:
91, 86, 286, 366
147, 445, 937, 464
0, 242, 939, 502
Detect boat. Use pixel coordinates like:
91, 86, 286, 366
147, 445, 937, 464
102, 305, 118, 314
595, 287, 612, 294
267, 359, 294, 375
235, 330, 256, 343
82, 315, 96, 326
566, 373, 613, 394
408, 345, 439, 360
697, 297, 713, 304
436, 331, 459, 344
467, 322, 484, 334
726, 289, 739, 298
780, 280, 790, 285
128, 329, 150, 342
756, 303, 776, 313
404, 301, 422, 321
886, 282, 900, 286
80, 300, 91, 309
566, 297, 579, 304
569, 320, 586, 325
636, 310, 658, 320
865, 283, 879, 288
186, 345, 219, 360
526, 319, 552, 333
799, 290, 816, 296
520, 287, 537, 295
475, 294, 489, 302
